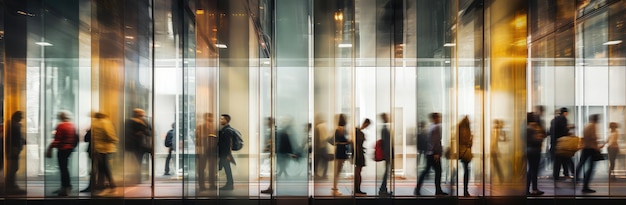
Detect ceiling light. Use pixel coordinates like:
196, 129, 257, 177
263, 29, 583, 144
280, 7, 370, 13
35, 42, 53, 46
603, 40, 622, 45
338, 43, 352, 48
443, 43, 456, 47
216, 44, 227, 48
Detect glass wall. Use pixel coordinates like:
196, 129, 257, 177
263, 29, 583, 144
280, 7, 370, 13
1, 0, 626, 201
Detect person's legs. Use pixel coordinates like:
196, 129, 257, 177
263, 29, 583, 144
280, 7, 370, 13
462, 161, 470, 195
553, 155, 562, 179
332, 159, 345, 190
527, 152, 541, 193
7, 157, 19, 188
57, 150, 72, 196
608, 147, 618, 178
355, 165, 363, 193
134, 151, 145, 182
97, 153, 106, 188
220, 158, 234, 189
208, 154, 218, 188
165, 148, 173, 174
582, 149, 596, 191
491, 153, 503, 182
102, 153, 115, 187
322, 157, 329, 178
566, 157, 575, 177
576, 152, 590, 181
379, 160, 391, 193
196, 153, 208, 189
434, 156, 445, 194
415, 155, 434, 195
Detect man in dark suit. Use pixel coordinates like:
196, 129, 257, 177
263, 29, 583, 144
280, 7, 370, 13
550, 107, 573, 180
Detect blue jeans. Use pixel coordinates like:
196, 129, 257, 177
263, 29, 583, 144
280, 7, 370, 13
220, 157, 233, 186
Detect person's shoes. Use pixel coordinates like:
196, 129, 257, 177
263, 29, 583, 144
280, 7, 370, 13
464, 191, 471, 197
220, 185, 234, 190
435, 191, 449, 196
582, 188, 596, 193
94, 188, 116, 197
413, 188, 420, 196
57, 187, 70, 197
379, 190, 392, 197
52, 188, 62, 194
331, 189, 342, 196
354, 191, 367, 196
80, 187, 91, 193
261, 188, 273, 194
529, 190, 544, 195
53, 187, 70, 194
164, 172, 171, 176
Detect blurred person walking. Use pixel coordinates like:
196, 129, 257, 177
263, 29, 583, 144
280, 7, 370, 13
354, 118, 370, 196
415, 113, 447, 196
378, 113, 393, 197
6, 111, 27, 195
314, 114, 331, 180
331, 114, 350, 196
490, 119, 505, 183
91, 112, 119, 196
125, 108, 153, 183
196, 113, 218, 191
607, 122, 620, 180
576, 114, 603, 193
46, 111, 78, 196
526, 113, 545, 195
550, 107, 573, 180
164, 123, 175, 176
458, 116, 473, 197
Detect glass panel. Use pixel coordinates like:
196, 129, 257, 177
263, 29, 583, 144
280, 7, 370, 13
455, 0, 485, 197
217, 0, 251, 197
312, 0, 345, 198
486, 0, 528, 196
153, 0, 185, 198
121, 0, 155, 198
190, 0, 220, 198
607, 0, 626, 196
273, 0, 311, 197
32, 0, 83, 198
2, 1, 29, 201
576, 11, 609, 195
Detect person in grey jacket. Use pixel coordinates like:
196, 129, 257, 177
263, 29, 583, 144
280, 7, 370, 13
415, 112, 447, 196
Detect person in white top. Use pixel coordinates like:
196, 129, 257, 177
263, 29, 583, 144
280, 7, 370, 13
607, 122, 620, 180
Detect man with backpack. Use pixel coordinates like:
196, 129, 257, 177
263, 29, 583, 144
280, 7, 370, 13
218, 114, 238, 190
164, 123, 175, 176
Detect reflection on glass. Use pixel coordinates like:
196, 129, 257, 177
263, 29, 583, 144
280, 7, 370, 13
195, 113, 218, 191
6, 111, 27, 195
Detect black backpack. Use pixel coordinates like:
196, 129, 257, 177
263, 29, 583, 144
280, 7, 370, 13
230, 127, 244, 151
